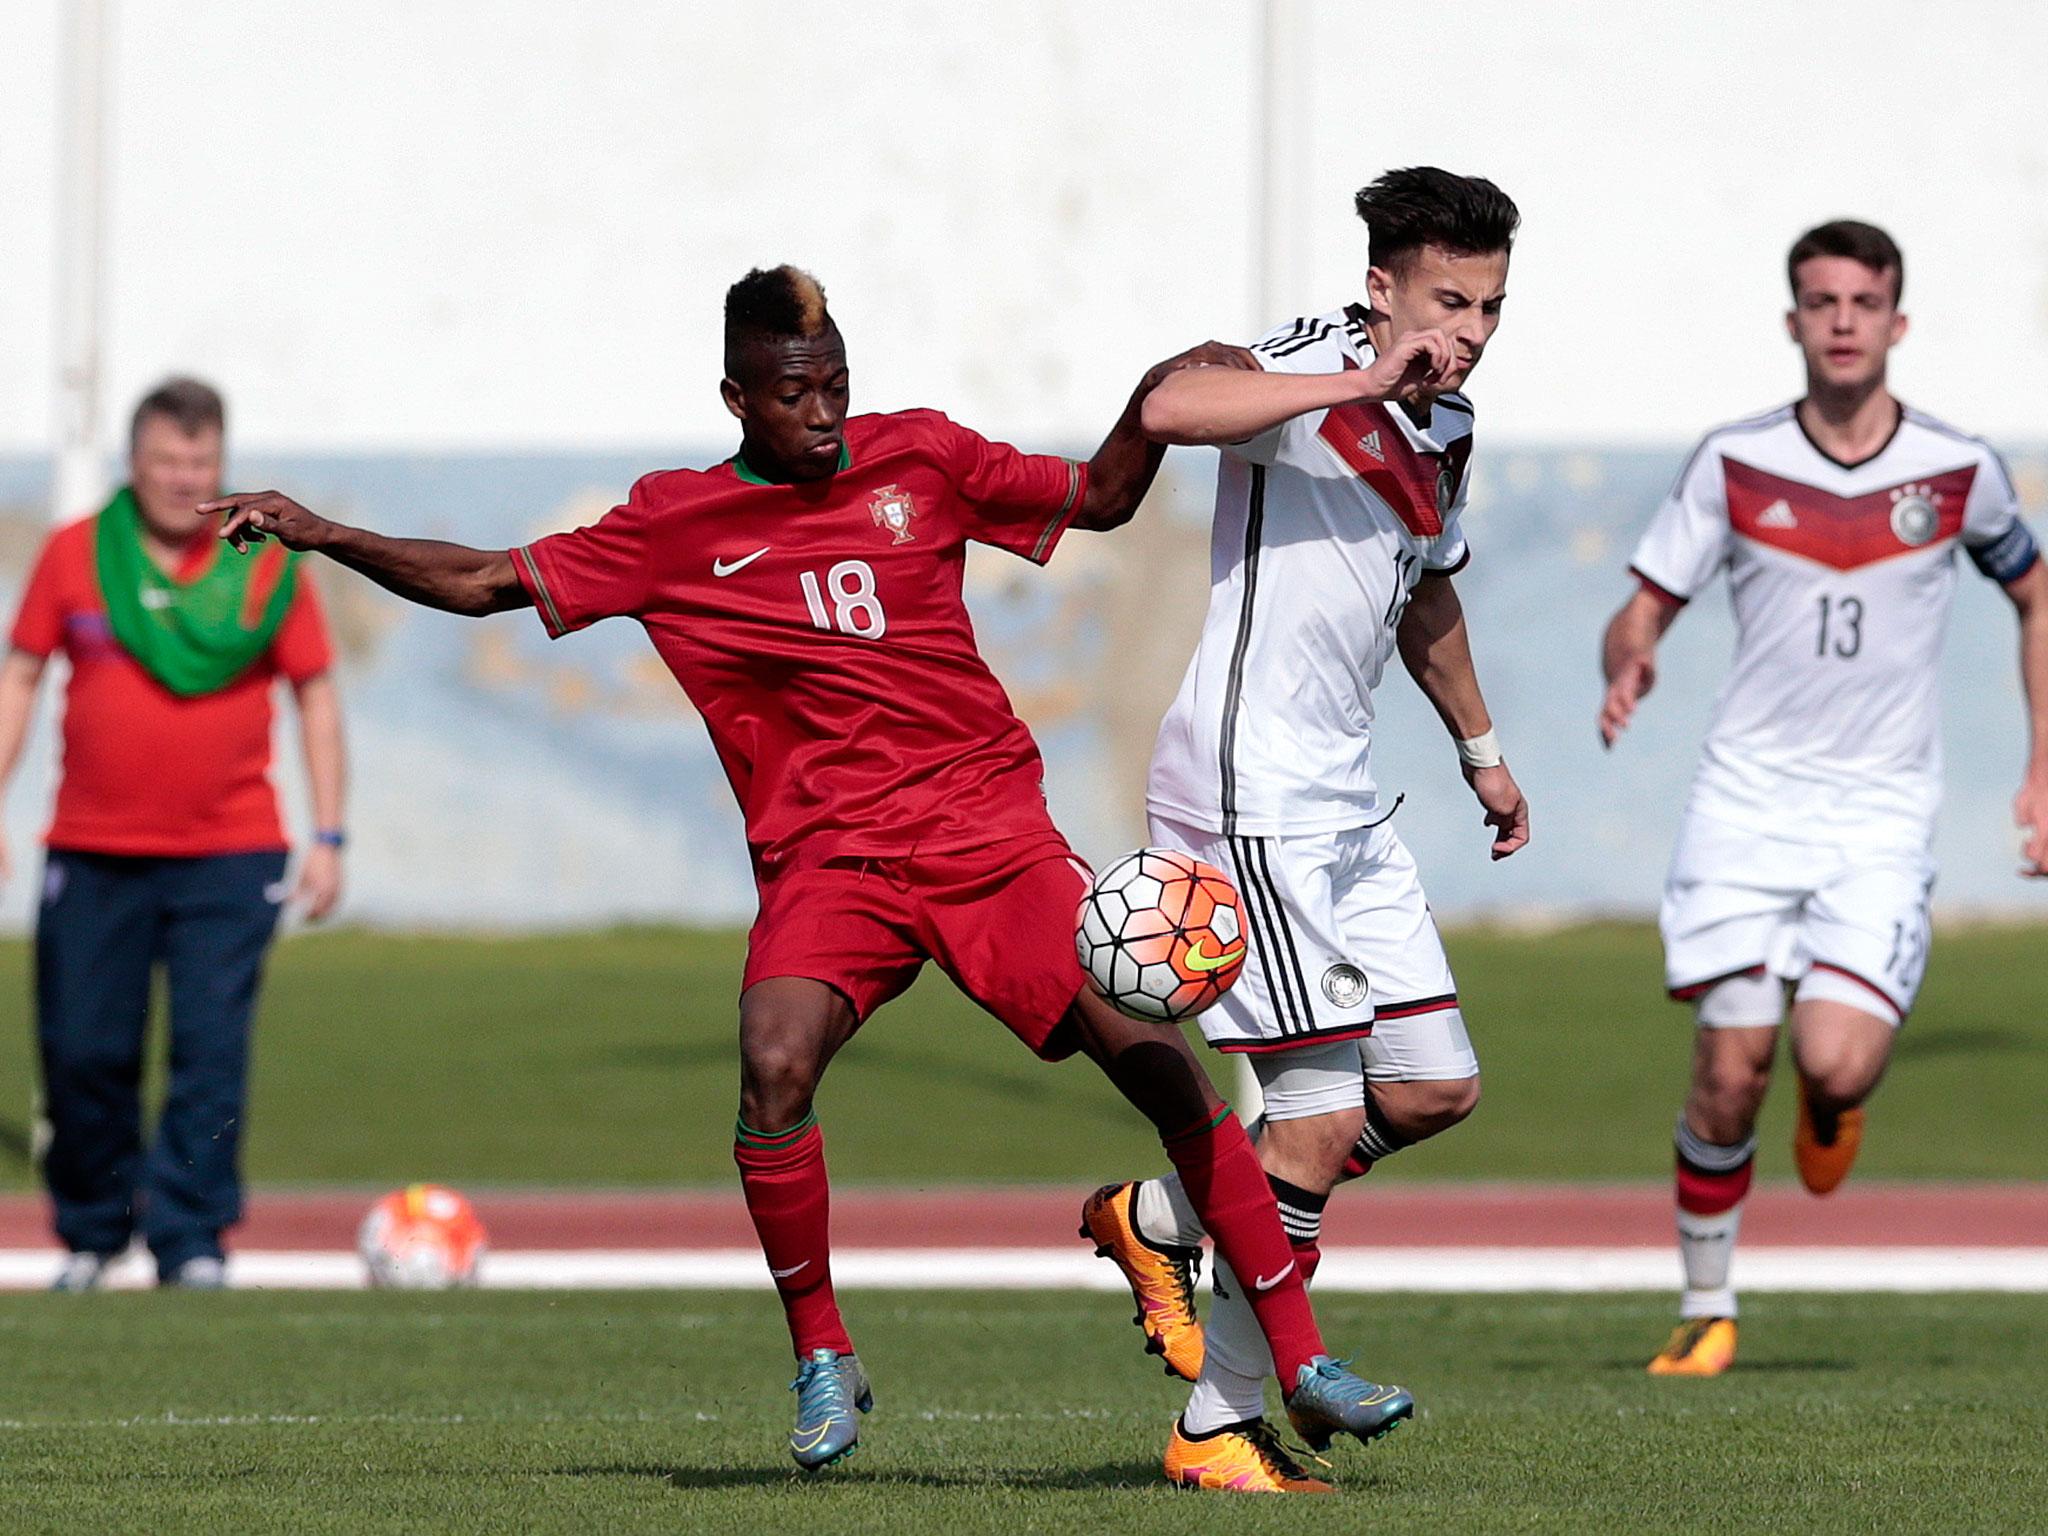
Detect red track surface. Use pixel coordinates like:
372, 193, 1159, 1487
0, 1183, 2040, 1251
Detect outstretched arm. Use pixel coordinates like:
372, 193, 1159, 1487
2002, 558, 2048, 876
1397, 575, 1529, 860
1139, 328, 1461, 447
1073, 342, 1259, 531
202, 492, 529, 617
1599, 583, 1683, 747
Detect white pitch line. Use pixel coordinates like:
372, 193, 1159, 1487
3, 1247, 2046, 1292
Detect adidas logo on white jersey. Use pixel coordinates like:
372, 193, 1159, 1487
1356, 430, 1384, 462
1757, 499, 1798, 529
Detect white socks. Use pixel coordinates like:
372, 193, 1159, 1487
1677, 1205, 1742, 1320
1180, 1256, 1272, 1434
1132, 1172, 1206, 1250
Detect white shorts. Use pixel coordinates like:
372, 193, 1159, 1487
1660, 812, 1934, 1027
1148, 813, 1477, 1086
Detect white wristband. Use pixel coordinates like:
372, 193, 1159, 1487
1456, 729, 1503, 769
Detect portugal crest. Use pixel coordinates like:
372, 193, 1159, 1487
869, 484, 917, 544
1889, 484, 1940, 547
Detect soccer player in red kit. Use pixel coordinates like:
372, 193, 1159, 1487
203, 266, 1412, 1475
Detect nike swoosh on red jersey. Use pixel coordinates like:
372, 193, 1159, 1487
769, 1260, 810, 1280
1253, 1261, 1296, 1291
713, 547, 770, 576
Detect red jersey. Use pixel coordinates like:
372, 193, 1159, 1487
510, 409, 1086, 874
10, 514, 334, 856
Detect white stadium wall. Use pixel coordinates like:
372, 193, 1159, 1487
0, 1, 2045, 927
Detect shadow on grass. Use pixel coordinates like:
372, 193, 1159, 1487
1893, 1026, 2038, 1060
1600, 1357, 1855, 1374
594, 1036, 1062, 1105
0, 1113, 35, 1169
562, 1459, 1169, 1492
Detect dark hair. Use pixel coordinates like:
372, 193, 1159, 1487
1787, 220, 1903, 304
1353, 167, 1520, 273
724, 265, 834, 375
131, 375, 225, 446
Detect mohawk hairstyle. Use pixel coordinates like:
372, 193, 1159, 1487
724, 265, 834, 374
1787, 220, 1903, 304
1353, 167, 1520, 274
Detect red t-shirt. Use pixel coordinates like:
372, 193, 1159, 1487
511, 409, 1086, 875
10, 514, 334, 856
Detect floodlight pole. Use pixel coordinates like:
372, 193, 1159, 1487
1234, 0, 1313, 1125
1253, 0, 1313, 338
52, 0, 112, 524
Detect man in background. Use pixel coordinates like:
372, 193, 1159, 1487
1599, 222, 2048, 1373
0, 377, 347, 1290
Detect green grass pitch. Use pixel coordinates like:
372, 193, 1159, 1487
1, 1289, 2042, 1533
0, 927, 2041, 1530
0, 921, 2039, 1189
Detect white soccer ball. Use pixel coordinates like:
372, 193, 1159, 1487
1075, 848, 1249, 1022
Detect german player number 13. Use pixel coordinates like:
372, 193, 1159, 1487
1815, 593, 1863, 658
800, 560, 887, 639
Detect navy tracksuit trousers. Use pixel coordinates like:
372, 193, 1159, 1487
35, 849, 287, 1276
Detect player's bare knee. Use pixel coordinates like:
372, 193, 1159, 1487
1686, 1067, 1766, 1144
736, 985, 849, 1130
1791, 1038, 1889, 1112
1373, 1075, 1480, 1141
737, 1045, 818, 1130
1701, 1057, 1768, 1114
1259, 1106, 1367, 1191
1432, 1074, 1482, 1128
1797, 1054, 1884, 1113
1684, 1063, 1764, 1144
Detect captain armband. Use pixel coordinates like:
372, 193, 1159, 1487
1968, 521, 2041, 584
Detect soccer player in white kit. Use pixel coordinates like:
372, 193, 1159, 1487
1599, 220, 2048, 1377
1079, 167, 1532, 1493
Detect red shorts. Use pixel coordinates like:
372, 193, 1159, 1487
742, 832, 1093, 1059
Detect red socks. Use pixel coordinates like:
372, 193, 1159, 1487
1162, 1107, 1325, 1380
734, 1114, 853, 1357
1292, 1241, 1323, 1288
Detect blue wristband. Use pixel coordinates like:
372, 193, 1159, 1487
314, 828, 347, 849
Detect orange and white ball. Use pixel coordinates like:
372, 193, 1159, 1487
358, 1184, 488, 1290
1076, 848, 1248, 1021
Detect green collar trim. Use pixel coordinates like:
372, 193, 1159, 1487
730, 442, 851, 485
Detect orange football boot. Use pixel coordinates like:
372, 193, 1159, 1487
1164, 1416, 1334, 1494
1794, 1096, 1864, 1195
1080, 1182, 1205, 1381
1647, 1317, 1738, 1376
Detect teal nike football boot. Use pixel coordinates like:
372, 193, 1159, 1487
788, 1348, 872, 1470
1285, 1355, 1414, 1451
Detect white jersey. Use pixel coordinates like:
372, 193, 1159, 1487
1630, 401, 2035, 852
1148, 307, 1475, 836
